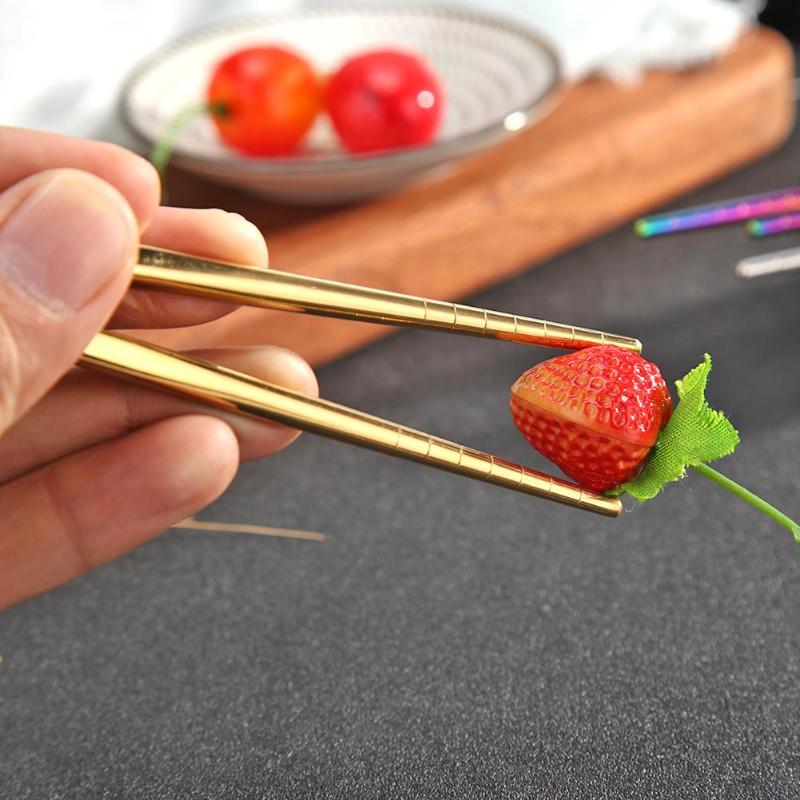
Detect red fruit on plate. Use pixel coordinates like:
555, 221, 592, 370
207, 46, 321, 156
509, 345, 673, 491
325, 49, 444, 154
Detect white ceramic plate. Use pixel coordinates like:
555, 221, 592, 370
122, 5, 560, 204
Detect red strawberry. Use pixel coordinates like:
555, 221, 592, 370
509, 345, 673, 491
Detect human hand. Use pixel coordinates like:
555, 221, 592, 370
0, 127, 318, 610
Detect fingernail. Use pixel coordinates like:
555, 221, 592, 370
0, 171, 137, 312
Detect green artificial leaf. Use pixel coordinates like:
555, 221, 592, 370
610, 354, 740, 502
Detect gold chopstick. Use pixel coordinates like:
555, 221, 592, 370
134, 246, 642, 353
80, 332, 622, 518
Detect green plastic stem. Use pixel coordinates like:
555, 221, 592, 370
691, 462, 800, 543
149, 102, 227, 190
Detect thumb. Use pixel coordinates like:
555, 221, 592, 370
0, 169, 138, 436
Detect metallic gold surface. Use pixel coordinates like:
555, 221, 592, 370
134, 246, 642, 353
80, 332, 622, 518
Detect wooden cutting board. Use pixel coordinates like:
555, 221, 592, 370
150, 27, 795, 366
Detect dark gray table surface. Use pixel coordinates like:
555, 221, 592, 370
3, 124, 800, 799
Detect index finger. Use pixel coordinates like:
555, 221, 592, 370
0, 126, 160, 229
109, 205, 269, 329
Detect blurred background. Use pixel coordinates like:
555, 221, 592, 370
3, 0, 797, 361
761, 0, 800, 52
3, 0, 797, 145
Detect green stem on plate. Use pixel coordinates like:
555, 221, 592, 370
149, 102, 228, 189
691, 462, 800, 543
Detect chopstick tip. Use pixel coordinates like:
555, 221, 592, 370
746, 219, 764, 237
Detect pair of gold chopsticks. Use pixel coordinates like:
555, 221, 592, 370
80, 246, 642, 518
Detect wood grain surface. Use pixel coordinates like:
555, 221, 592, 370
146, 27, 795, 366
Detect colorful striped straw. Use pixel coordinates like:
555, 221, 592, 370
634, 187, 800, 237
747, 212, 800, 237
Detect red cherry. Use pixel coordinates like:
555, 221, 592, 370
207, 46, 321, 156
325, 49, 445, 154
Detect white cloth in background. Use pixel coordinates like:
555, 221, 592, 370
0, 0, 760, 144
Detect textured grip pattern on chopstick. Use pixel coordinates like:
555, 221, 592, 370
424, 298, 637, 351
135, 246, 641, 353
366, 418, 615, 514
